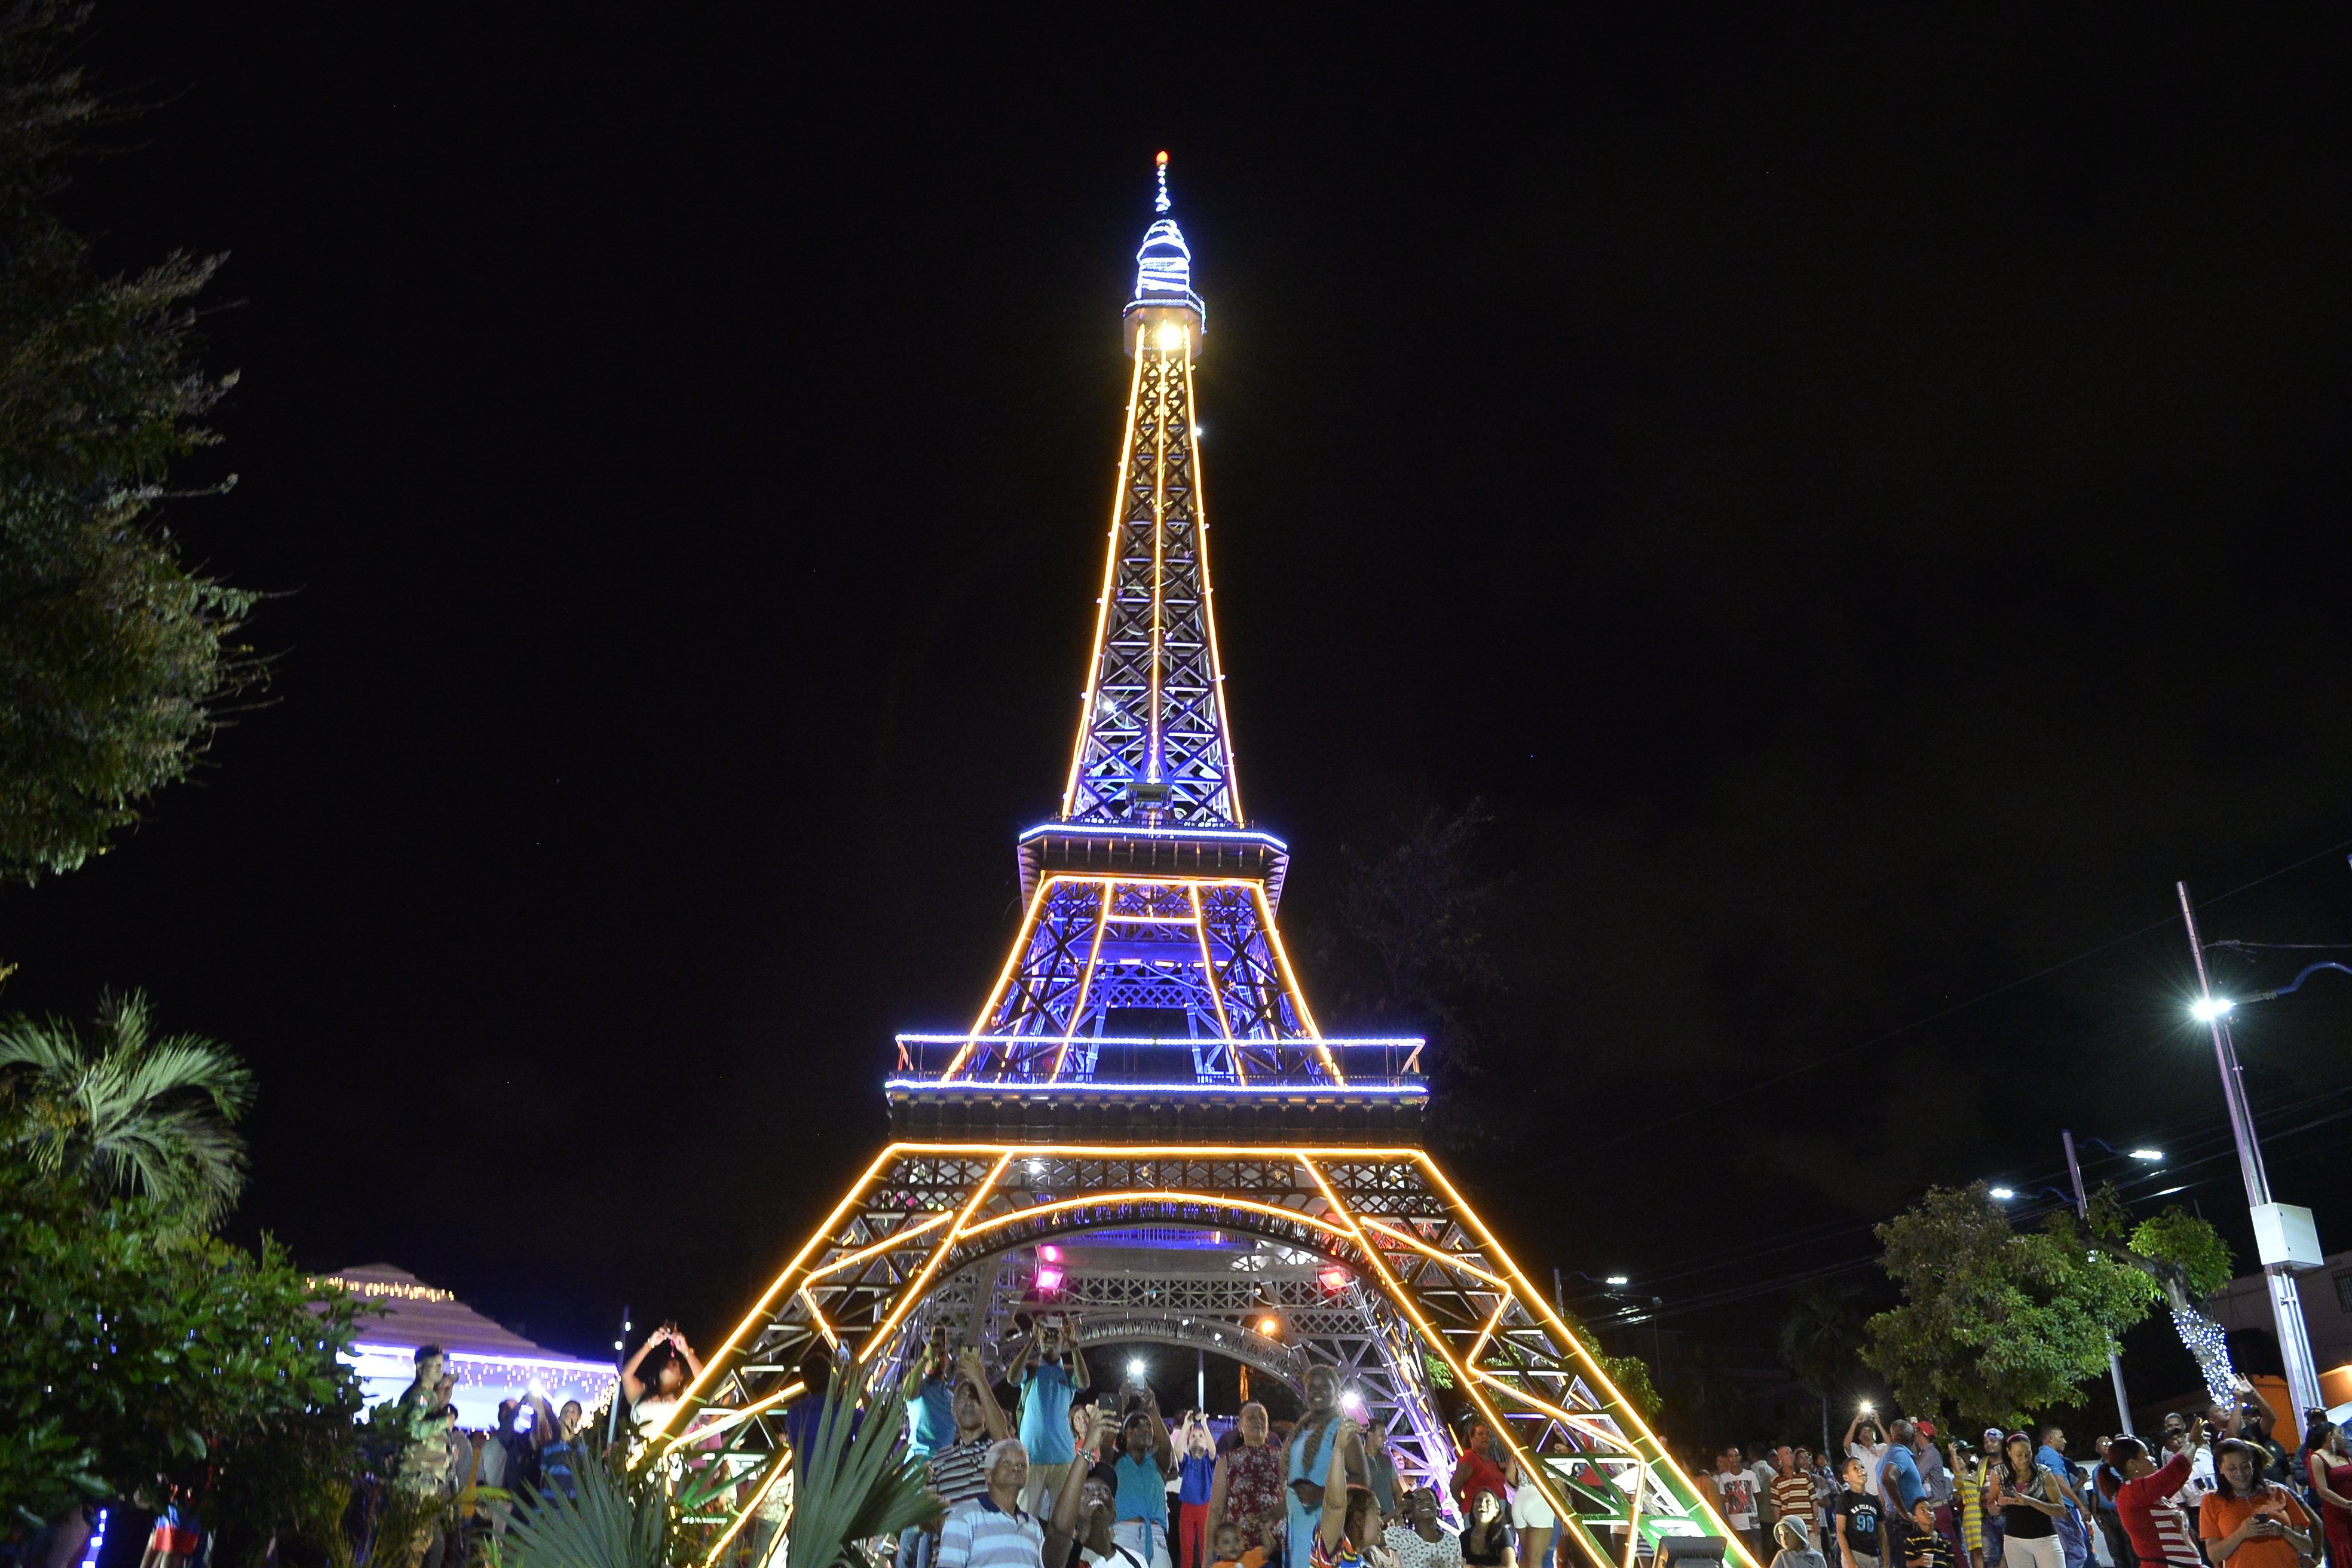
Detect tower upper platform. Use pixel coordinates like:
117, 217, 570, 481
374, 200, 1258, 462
898, 157, 1418, 1110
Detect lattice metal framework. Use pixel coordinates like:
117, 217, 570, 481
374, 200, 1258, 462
650, 1147, 1747, 1568
1062, 284, 1233, 829
644, 162, 1748, 1568
950, 874, 1326, 1082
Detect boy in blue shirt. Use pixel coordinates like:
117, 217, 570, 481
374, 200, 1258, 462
1013, 1315, 1092, 1515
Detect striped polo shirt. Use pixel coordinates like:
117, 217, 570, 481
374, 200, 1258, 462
929, 1436, 993, 1509
938, 1495, 1045, 1568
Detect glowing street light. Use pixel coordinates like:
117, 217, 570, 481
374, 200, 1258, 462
2179, 880, 2326, 1416
2130, 1149, 2165, 1162
1604, 1275, 1630, 1287
1988, 1187, 2016, 1200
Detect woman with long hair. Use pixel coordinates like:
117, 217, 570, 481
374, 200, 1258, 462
2299, 1422, 2352, 1568
1984, 1432, 2077, 1568
1458, 1490, 1517, 1568
2196, 1438, 2311, 1568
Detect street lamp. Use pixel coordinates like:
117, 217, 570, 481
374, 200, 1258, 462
2061, 1131, 2161, 1435
2176, 881, 2327, 1417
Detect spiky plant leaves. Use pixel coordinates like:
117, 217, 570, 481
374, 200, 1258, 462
0, 989, 252, 1224
502, 1448, 672, 1568
788, 1371, 938, 1568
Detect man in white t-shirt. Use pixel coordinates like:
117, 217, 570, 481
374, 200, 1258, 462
1716, 1448, 1765, 1560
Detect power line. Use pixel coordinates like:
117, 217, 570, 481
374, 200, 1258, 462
1578, 829, 2352, 1152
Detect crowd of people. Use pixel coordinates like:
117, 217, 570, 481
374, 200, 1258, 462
373, 1316, 2352, 1568
1692, 1391, 2352, 1568
900, 1324, 2352, 1568
906, 1319, 1650, 1568
367, 1324, 715, 1568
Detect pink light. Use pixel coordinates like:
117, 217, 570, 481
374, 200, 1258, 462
1034, 1265, 1065, 1293
1039, 1245, 1063, 1262
1318, 1266, 1350, 1293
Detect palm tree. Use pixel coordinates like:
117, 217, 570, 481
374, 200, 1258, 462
0, 989, 254, 1224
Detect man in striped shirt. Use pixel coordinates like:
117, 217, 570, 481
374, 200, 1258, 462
2112, 1423, 2209, 1568
939, 1411, 1108, 1568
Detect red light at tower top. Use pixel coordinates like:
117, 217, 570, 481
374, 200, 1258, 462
1156, 150, 1169, 165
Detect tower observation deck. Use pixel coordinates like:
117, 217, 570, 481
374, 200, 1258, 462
645, 158, 1746, 1568
892, 150, 1426, 1142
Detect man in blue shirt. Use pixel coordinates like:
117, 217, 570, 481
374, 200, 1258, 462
1012, 1316, 1092, 1516
905, 1327, 961, 1459
2035, 1428, 2088, 1568
1879, 1421, 1926, 1521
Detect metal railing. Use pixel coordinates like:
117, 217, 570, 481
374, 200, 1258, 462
888, 1033, 1426, 1089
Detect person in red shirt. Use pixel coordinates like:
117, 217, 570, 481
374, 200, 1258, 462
1451, 1420, 1511, 1515
2110, 1422, 2209, 1568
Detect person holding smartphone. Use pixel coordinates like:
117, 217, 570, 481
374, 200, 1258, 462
2112, 1419, 2211, 1568
1013, 1315, 1091, 1516
2198, 1440, 2313, 1568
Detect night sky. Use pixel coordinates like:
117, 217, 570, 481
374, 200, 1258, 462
11, 8, 2351, 1402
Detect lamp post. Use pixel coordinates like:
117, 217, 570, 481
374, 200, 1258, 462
2061, 1130, 2137, 1436
2176, 881, 2326, 1417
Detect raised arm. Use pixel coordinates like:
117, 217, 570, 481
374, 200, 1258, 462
1319, 1417, 1361, 1552
620, 1331, 666, 1403
1843, 1413, 1866, 1449
958, 1348, 1010, 1442
1144, 1390, 1177, 1475
1048, 1408, 1111, 1566
1068, 1336, 1091, 1393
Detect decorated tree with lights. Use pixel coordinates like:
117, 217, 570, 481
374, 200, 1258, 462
2102, 1196, 2240, 1406
1864, 1183, 2240, 1429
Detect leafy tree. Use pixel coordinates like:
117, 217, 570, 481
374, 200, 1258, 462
1863, 1183, 2155, 1431
0, 1, 256, 883
2096, 1195, 2239, 1405
0, 1167, 370, 1557
0, 989, 253, 1226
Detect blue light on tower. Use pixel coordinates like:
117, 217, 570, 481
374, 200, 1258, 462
1128, 151, 1205, 327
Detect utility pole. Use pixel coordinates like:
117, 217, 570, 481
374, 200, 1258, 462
605, 1303, 631, 1447
2062, 1130, 2136, 1435
2178, 882, 2326, 1417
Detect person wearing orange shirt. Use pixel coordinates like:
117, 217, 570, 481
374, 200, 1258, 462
2197, 1440, 2313, 1568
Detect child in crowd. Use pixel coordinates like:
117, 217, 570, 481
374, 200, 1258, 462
1772, 1517, 1827, 1568
1903, 1499, 1956, 1568
1212, 1521, 1268, 1568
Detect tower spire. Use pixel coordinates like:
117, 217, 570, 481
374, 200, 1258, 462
1071, 155, 1226, 828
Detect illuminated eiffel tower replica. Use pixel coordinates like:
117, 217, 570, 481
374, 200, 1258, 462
652, 156, 1745, 1568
